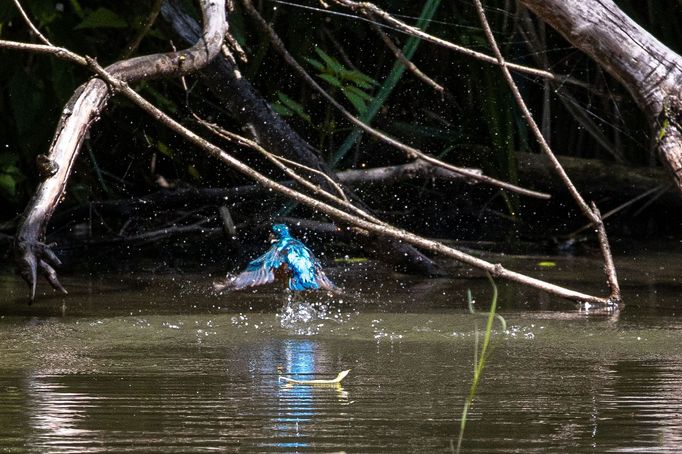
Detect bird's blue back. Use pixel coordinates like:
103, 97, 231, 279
230, 225, 336, 291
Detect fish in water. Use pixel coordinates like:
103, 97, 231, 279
214, 224, 337, 292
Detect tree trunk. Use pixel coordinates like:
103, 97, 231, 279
520, 0, 682, 193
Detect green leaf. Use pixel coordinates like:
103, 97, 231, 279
343, 84, 373, 101
276, 92, 310, 122
318, 73, 342, 88
537, 261, 556, 268
342, 69, 377, 88
69, 0, 85, 19
314, 48, 343, 73
342, 89, 368, 114
75, 7, 127, 29
187, 164, 201, 180
304, 57, 325, 71
157, 141, 173, 157
0, 174, 16, 197
272, 103, 293, 117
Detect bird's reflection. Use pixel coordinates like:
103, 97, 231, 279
268, 338, 350, 450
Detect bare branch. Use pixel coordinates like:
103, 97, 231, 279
0, 39, 87, 65
13, 0, 228, 302
86, 56, 615, 306
370, 17, 444, 95
12, 0, 53, 46
194, 116, 385, 225
242, 0, 551, 200
472, 0, 620, 304
331, 0, 595, 91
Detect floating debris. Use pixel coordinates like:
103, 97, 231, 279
279, 369, 350, 386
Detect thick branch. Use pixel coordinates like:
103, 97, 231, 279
14, 0, 228, 301
519, 0, 682, 193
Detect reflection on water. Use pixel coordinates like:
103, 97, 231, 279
25, 376, 105, 450
1, 245, 682, 452
266, 339, 350, 451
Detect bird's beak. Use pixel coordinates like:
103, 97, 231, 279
269, 233, 276, 243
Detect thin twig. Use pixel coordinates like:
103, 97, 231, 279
569, 184, 665, 236
242, 0, 551, 200
0, 39, 87, 65
12, 0, 53, 46
370, 17, 444, 95
331, 0, 596, 92
195, 111, 350, 202
194, 115, 384, 224
121, 0, 164, 58
472, 0, 620, 304
85, 55, 615, 305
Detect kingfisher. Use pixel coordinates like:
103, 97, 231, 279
214, 224, 337, 292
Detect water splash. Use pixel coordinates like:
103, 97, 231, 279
277, 293, 348, 335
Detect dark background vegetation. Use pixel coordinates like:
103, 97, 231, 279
1, 0, 681, 264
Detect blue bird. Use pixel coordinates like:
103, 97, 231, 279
215, 224, 337, 292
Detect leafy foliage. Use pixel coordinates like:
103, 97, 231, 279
306, 47, 377, 114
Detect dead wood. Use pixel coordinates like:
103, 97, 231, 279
87, 56, 619, 306
13, 0, 228, 302
519, 0, 682, 195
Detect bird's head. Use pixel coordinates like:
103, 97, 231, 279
270, 223, 290, 243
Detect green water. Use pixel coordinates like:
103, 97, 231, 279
1, 244, 682, 452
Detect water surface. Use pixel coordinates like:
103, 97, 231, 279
1, 244, 682, 452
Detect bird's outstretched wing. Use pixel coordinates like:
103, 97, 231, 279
284, 241, 338, 291
221, 245, 284, 290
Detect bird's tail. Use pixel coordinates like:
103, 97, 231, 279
315, 271, 342, 294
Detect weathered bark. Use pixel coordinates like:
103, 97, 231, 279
161, 0, 444, 276
14, 0, 228, 301
519, 0, 682, 193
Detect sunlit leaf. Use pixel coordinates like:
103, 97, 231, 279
537, 261, 556, 267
